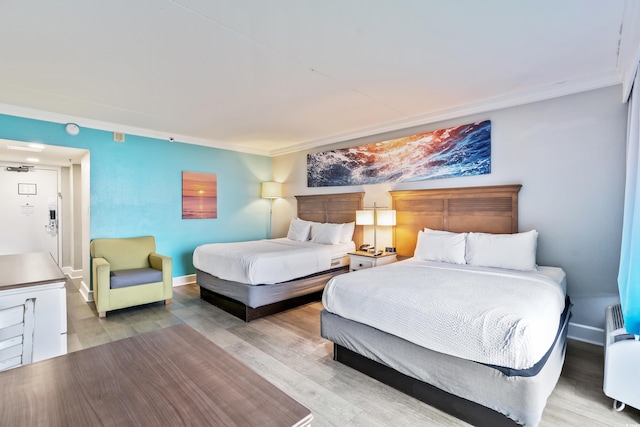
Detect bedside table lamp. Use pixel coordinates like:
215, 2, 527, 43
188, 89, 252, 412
356, 203, 396, 255
377, 209, 396, 252
261, 181, 282, 238
356, 208, 375, 251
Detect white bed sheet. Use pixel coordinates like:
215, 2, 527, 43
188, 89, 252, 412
193, 238, 354, 285
322, 258, 566, 370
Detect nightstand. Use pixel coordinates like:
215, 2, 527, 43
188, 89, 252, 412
349, 251, 397, 271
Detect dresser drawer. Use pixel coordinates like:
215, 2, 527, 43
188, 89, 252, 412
351, 258, 375, 271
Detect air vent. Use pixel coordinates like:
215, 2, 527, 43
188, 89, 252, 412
113, 132, 125, 142
612, 303, 624, 330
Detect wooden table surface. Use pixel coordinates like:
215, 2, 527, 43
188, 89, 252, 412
0, 323, 313, 426
0, 252, 66, 290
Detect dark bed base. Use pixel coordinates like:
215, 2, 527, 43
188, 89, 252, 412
200, 287, 325, 322
334, 344, 519, 427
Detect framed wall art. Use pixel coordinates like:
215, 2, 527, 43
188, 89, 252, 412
307, 120, 491, 187
182, 171, 217, 219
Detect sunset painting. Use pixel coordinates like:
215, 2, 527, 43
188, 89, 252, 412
307, 120, 491, 187
182, 172, 217, 219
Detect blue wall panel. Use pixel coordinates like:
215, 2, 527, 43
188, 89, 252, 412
0, 114, 272, 277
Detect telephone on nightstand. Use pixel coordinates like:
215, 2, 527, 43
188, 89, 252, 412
359, 244, 383, 256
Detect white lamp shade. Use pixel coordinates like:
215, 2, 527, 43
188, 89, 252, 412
261, 181, 282, 199
355, 210, 374, 225
377, 210, 396, 226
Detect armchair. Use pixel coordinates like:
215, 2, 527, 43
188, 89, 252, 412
90, 236, 172, 318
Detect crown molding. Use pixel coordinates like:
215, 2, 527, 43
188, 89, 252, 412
0, 103, 270, 156
619, 0, 640, 101
270, 71, 621, 157
0, 69, 622, 159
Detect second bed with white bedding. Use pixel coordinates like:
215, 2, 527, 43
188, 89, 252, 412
194, 238, 354, 285
322, 258, 567, 371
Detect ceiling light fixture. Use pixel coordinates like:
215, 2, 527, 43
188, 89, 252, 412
7, 144, 44, 152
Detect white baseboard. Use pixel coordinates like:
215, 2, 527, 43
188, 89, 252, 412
76, 274, 195, 304
61, 266, 84, 279
173, 274, 196, 287
79, 280, 93, 302
568, 322, 604, 346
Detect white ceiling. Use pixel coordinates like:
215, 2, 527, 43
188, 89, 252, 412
1, 0, 639, 158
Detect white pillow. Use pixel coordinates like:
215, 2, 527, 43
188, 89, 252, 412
311, 223, 343, 245
286, 218, 312, 242
465, 230, 538, 271
340, 222, 355, 243
414, 229, 467, 264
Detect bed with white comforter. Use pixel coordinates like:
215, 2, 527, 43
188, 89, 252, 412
321, 259, 570, 426
323, 259, 566, 371
194, 238, 353, 285
194, 215, 358, 321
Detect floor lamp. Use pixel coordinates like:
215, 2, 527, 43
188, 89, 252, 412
261, 181, 282, 238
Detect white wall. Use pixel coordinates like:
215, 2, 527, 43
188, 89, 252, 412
273, 85, 628, 340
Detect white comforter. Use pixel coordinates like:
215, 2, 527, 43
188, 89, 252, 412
193, 238, 350, 285
322, 258, 567, 370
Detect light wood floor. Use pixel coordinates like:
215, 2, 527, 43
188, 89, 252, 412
66, 279, 640, 426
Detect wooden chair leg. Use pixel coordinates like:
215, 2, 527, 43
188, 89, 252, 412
98, 312, 106, 318
164, 299, 172, 305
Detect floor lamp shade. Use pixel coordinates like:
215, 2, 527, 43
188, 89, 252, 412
261, 181, 282, 199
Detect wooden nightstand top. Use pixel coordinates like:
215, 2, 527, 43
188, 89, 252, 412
349, 251, 397, 258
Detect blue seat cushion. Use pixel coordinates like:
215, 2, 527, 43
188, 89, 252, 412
110, 268, 163, 289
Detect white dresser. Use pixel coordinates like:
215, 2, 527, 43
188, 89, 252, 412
0, 252, 67, 371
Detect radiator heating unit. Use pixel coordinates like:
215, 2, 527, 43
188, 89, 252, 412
604, 303, 640, 412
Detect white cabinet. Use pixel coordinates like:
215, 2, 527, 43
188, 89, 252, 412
0, 253, 67, 371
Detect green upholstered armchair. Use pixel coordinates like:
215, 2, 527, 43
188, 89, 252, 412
90, 236, 172, 318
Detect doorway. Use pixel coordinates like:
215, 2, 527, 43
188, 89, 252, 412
0, 166, 61, 262
0, 140, 90, 299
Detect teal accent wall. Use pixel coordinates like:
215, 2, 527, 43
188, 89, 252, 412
0, 114, 273, 277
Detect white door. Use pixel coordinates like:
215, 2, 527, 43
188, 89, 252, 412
0, 166, 60, 263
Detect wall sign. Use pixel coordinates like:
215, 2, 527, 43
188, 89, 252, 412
18, 183, 37, 195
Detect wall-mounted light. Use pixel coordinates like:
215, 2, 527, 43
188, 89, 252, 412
261, 181, 282, 238
65, 123, 80, 136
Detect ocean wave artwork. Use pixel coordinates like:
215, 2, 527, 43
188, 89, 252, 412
307, 120, 491, 187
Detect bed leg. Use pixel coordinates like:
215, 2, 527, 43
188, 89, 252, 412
333, 344, 338, 360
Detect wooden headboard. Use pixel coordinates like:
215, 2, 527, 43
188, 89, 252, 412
295, 192, 364, 244
390, 185, 522, 257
